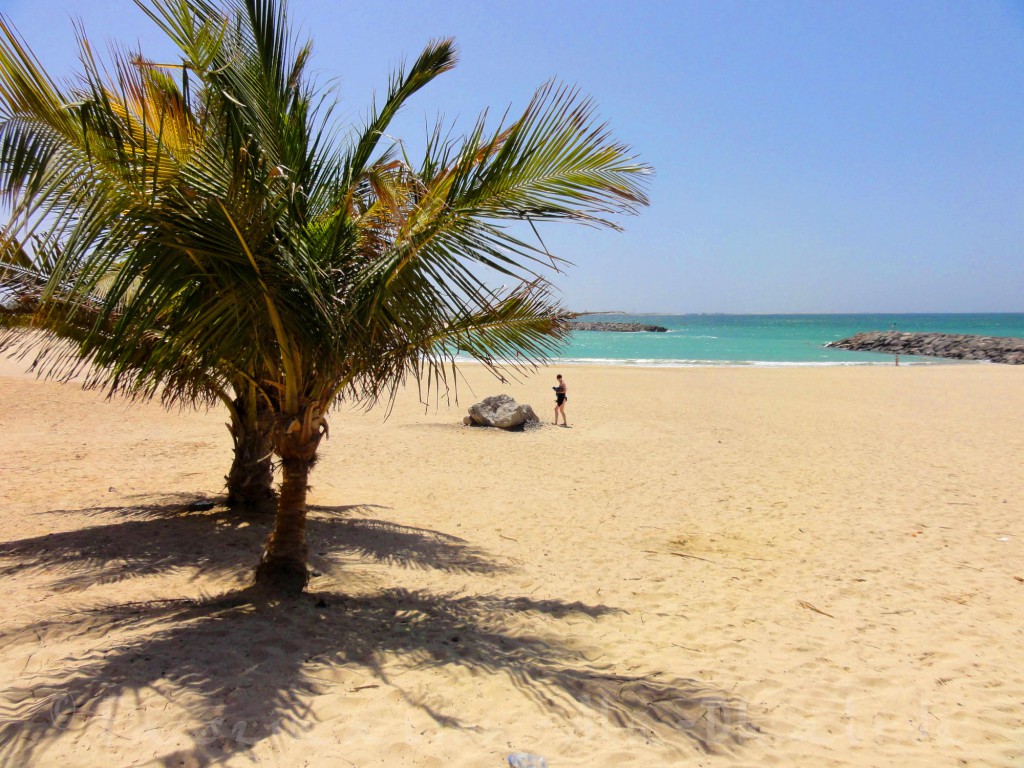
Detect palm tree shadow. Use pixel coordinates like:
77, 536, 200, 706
309, 504, 507, 575
0, 497, 759, 762
0, 500, 266, 590
0, 498, 506, 592
0, 587, 759, 766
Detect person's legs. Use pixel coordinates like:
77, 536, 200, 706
558, 403, 567, 425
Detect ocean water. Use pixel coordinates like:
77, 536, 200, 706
551, 313, 1024, 367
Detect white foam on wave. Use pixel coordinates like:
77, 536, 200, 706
450, 354, 973, 368
542, 357, 964, 368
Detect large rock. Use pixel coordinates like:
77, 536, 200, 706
465, 395, 540, 430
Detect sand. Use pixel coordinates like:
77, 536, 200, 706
0, 357, 1022, 767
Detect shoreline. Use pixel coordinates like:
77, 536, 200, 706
456, 355, 974, 368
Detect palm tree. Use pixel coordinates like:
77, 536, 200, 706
0, 219, 278, 513
0, 0, 650, 595
0, 17, 280, 510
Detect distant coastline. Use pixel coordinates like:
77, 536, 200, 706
573, 311, 1024, 317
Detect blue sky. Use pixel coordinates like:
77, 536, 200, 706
3, 0, 1024, 313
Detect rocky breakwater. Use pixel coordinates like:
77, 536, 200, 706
825, 331, 1024, 364
569, 321, 668, 332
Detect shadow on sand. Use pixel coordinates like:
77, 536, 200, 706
0, 497, 759, 764
0, 497, 503, 591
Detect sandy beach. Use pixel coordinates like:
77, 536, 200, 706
0, 358, 1022, 767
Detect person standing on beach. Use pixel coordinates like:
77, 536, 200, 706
553, 374, 568, 426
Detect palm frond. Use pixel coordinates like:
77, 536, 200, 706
1, 0, 650, 482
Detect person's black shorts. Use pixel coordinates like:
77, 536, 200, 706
556, 393, 567, 406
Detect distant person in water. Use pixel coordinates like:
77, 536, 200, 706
553, 374, 568, 426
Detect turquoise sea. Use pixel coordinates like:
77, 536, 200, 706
552, 313, 1024, 366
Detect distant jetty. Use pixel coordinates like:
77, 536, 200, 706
825, 331, 1024, 364
568, 321, 669, 333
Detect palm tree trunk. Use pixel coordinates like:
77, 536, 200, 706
225, 416, 275, 512
225, 388, 276, 511
254, 455, 312, 595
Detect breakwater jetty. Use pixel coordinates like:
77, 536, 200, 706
825, 331, 1024, 364
569, 321, 668, 333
